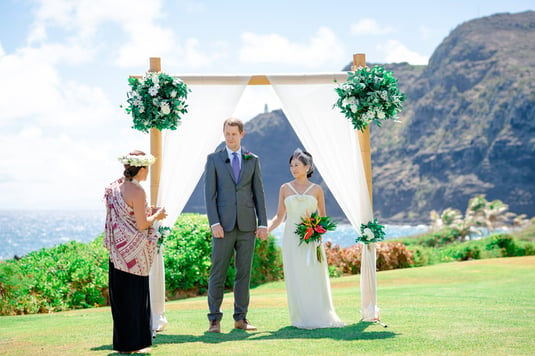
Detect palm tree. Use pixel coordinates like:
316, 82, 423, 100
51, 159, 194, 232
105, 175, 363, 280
430, 195, 526, 241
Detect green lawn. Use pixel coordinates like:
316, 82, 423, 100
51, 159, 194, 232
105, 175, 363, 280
1, 256, 534, 356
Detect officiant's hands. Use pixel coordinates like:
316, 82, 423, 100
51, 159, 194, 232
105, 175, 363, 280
151, 206, 167, 220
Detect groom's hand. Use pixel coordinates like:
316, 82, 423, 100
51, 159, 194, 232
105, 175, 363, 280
211, 224, 225, 238
256, 227, 268, 241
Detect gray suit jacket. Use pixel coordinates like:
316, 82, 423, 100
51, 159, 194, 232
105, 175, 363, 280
204, 147, 267, 232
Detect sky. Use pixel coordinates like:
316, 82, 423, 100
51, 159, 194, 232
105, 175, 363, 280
1, 0, 533, 211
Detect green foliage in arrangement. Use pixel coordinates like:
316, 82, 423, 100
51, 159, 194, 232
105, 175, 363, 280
0, 237, 108, 315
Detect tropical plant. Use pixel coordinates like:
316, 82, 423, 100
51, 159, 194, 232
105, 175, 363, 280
430, 195, 528, 241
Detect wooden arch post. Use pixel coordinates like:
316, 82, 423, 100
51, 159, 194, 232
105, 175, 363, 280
353, 53, 373, 207
149, 57, 162, 206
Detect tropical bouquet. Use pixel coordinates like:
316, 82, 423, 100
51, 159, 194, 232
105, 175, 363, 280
124, 71, 190, 133
355, 218, 386, 244
334, 65, 405, 132
295, 212, 337, 262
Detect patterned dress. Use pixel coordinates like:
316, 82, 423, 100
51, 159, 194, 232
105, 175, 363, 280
103, 178, 159, 352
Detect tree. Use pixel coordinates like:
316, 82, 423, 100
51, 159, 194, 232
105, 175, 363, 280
430, 195, 528, 241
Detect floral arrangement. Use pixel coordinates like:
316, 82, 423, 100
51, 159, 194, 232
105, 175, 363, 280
117, 154, 156, 167
355, 218, 386, 244
243, 152, 254, 160
295, 212, 337, 262
124, 71, 190, 133
334, 65, 405, 132
157, 225, 171, 253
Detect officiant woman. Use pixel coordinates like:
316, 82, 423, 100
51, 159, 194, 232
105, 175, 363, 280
103, 150, 167, 354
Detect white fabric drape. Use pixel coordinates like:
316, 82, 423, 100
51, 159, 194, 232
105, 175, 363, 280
149, 80, 249, 331
268, 78, 372, 229
360, 243, 379, 321
268, 77, 378, 321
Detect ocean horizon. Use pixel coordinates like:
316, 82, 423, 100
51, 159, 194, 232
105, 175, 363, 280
0, 209, 429, 261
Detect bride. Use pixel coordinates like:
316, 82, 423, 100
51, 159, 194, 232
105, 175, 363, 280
268, 149, 344, 329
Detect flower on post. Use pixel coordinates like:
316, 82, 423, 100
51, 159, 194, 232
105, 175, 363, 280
355, 218, 385, 244
123, 71, 191, 133
334, 65, 405, 132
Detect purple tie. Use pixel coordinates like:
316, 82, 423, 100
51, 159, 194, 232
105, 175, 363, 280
232, 152, 240, 183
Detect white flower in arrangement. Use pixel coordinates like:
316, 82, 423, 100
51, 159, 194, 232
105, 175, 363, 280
341, 82, 352, 92
356, 219, 385, 244
133, 99, 142, 107
380, 90, 389, 101
170, 90, 177, 98
363, 228, 375, 240
161, 102, 171, 115
149, 85, 160, 96
342, 96, 357, 107
138, 106, 145, 113
377, 110, 386, 119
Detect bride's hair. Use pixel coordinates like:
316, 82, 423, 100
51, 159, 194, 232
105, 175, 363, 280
289, 148, 314, 178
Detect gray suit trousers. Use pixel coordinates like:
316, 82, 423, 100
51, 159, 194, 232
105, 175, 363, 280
207, 228, 256, 322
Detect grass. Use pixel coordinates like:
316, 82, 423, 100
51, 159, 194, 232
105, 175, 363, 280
1, 256, 534, 356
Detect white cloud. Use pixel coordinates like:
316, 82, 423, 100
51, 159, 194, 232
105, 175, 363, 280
0, 120, 149, 209
0, 50, 61, 121
239, 27, 345, 69
377, 40, 428, 65
350, 19, 395, 36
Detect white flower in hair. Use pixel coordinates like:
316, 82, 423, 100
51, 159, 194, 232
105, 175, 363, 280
118, 154, 156, 167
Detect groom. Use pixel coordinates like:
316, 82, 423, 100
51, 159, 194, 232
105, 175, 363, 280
204, 117, 268, 333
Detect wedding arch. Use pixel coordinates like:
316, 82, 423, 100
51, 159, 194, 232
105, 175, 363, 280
130, 55, 382, 328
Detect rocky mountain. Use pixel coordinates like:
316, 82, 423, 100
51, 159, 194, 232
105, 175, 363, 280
185, 11, 535, 224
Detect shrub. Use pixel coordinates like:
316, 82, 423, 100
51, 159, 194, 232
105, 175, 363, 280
0, 237, 108, 315
324, 241, 414, 274
251, 234, 284, 287
162, 213, 283, 298
0, 213, 283, 315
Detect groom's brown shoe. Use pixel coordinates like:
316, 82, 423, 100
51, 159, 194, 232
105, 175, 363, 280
207, 320, 221, 333
234, 319, 257, 331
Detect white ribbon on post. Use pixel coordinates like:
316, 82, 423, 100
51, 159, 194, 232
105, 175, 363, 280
360, 242, 380, 321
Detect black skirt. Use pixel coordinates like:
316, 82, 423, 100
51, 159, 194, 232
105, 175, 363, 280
109, 260, 152, 352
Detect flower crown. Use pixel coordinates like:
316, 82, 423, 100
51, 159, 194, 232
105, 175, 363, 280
118, 154, 156, 167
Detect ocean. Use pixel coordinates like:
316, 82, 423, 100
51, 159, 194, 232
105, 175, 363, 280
0, 210, 428, 261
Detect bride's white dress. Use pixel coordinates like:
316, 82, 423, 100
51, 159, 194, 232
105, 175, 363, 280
282, 183, 344, 329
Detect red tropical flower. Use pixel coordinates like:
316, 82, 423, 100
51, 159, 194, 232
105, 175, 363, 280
315, 225, 327, 234
304, 227, 314, 240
